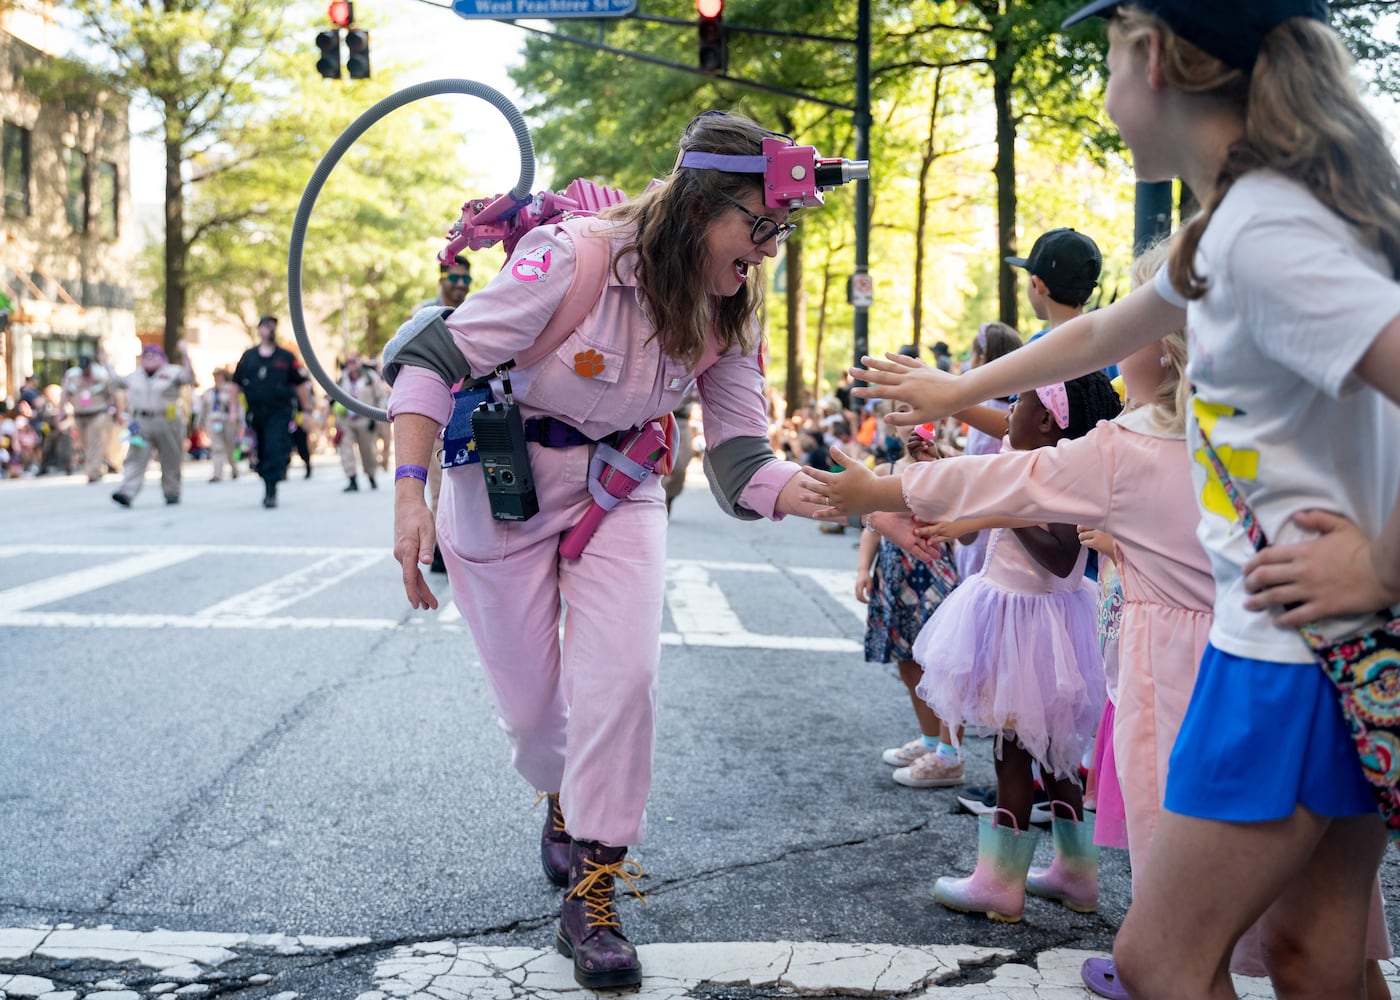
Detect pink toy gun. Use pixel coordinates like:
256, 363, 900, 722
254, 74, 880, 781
440, 177, 630, 264
559, 420, 672, 560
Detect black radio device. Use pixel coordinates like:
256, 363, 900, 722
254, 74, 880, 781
471, 364, 539, 521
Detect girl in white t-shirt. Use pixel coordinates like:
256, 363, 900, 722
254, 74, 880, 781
835, 4, 1400, 998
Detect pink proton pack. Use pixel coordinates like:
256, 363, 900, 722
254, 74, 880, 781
440, 177, 630, 265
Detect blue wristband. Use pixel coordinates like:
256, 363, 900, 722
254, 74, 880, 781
395, 463, 429, 483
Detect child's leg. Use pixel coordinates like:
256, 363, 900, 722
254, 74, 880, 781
1252, 812, 1385, 1000
1115, 807, 1384, 1000
1045, 772, 1085, 820
897, 658, 942, 738
994, 738, 1038, 830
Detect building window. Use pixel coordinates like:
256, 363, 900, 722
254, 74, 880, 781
3, 122, 31, 218
96, 160, 118, 239
66, 146, 89, 232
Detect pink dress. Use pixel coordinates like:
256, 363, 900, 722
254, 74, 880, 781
900, 409, 1390, 968
912, 526, 1104, 780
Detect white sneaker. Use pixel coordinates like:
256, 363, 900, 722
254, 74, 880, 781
893, 754, 966, 788
882, 737, 933, 767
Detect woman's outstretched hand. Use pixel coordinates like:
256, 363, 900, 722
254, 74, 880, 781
802, 445, 884, 518
848, 353, 965, 427
1243, 509, 1399, 626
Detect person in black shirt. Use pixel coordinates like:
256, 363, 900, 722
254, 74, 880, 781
232, 316, 309, 508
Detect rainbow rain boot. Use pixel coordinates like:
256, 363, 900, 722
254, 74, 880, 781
1025, 800, 1100, 913
933, 807, 1040, 922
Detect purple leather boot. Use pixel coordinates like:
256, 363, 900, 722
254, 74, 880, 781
555, 839, 644, 988
540, 793, 571, 888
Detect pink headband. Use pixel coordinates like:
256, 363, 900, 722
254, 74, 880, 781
1035, 383, 1069, 430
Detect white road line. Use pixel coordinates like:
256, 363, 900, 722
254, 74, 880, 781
195, 553, 384, 619
790, 566, 866, 623
0, 928, 1347, 998
2, 547, 861, 651
665, 562, 862, 653
0, 611, 401, 631
0, 548, 202, 613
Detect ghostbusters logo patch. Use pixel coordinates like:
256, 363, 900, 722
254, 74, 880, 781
511, 246, 552, 282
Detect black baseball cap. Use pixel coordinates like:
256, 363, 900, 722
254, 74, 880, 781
1062, 0, 1329, 70
1005, 228, 1102, 306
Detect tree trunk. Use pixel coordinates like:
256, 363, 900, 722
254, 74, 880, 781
783, 235, 806, 417
993, 38, 1018, 329
912, 69, 944, 352
163, 127, 185, 356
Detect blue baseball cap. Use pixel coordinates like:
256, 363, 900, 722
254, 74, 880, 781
1062, 0, 1329, 70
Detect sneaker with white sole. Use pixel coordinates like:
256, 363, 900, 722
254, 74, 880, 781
893, 754, 966, 788
882, 737, 933, 767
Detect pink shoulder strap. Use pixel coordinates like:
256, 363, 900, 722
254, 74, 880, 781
512, 216, 613, 371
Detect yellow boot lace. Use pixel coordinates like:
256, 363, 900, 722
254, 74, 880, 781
566, 855, 647, 930
534, 791, 567, 835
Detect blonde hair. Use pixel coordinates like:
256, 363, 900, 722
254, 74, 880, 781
601, 112, 771, 368
1130, 237, 1189, 436
1112, 8, 1400, 299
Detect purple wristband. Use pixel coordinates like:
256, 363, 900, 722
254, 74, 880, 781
395, 463, 429, 483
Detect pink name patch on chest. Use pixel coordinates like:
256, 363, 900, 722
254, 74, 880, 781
511, 246, 552, 282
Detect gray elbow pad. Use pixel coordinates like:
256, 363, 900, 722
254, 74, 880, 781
703, 435, 773, 521
380, 308, 472, 387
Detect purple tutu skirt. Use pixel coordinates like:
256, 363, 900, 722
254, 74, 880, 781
913, 571, 1105, 779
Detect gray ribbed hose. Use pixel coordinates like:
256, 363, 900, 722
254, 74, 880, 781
287, 79, 534, 421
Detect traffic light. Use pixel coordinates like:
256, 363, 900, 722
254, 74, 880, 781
697, 0, 726, 74
346, 29, 371, 79
328, 0, 353, 27
315, 29, 341, 79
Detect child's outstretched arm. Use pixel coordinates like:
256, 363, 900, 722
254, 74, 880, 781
803, 445, 908, 517
854, 282, 1183, 427
1243, 318, 1400, 623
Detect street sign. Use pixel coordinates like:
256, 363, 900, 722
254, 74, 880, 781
451, 0, 636, 18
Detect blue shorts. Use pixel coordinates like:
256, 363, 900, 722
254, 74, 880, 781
1164, 643, 1377, 822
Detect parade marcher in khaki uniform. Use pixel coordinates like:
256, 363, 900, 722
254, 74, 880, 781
414, 253, 471, 570
61, 355, 118, 483
336, 351, 387, 491
198, 368, 243, 482
111, 343, 195, 507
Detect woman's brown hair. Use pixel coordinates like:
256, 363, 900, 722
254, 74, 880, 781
601, 112, 777, 368
1112, 8, 1400, 299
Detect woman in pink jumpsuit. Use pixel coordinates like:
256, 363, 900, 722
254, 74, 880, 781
386, 112, 823, 989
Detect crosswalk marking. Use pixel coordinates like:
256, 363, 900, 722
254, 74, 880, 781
195, 552, 385, 619
1, 545, 862, 652
0, 548, 202, 612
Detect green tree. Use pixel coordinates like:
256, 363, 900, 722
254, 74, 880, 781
60, 0, 292, 356
185, 28, 475, 357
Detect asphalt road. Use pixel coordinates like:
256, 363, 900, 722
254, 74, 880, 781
2, 455, 1396, 999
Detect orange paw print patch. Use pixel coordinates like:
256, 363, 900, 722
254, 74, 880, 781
573, 349, 606, 378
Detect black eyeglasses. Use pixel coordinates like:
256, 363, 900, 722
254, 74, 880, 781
725, 197, 798, 246
443, 274, 471, 285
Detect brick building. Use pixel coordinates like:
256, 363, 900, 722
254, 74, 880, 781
0, 7, 136, 404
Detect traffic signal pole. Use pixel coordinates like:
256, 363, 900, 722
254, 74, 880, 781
852, 0, 870, 372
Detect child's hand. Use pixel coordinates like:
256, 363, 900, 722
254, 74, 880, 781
869, 511, 924, 556
803, 445, 882, 517
848, 353, 965, 426
1077, 526, 1117, 559
855, 572, 873, 604
915, 520, 968, 547
1243, 509, 1400, 626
